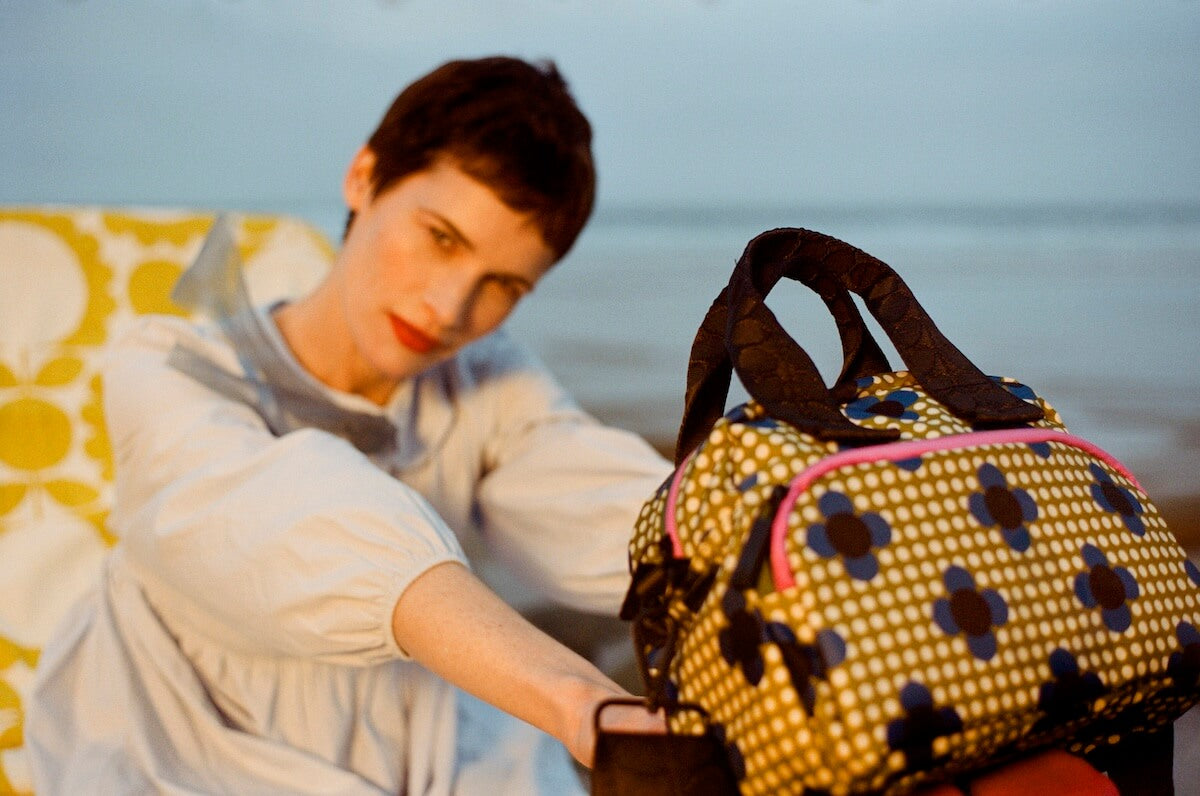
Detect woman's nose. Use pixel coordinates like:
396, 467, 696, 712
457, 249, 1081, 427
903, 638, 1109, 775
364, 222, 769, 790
421, 265, 476, 332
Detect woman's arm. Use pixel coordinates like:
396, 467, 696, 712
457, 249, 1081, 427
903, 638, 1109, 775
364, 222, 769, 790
105, 317, 467, 663
392, 560, 663, 767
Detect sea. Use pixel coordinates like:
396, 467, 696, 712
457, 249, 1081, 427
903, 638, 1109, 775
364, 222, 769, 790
303, 202, 1200, 500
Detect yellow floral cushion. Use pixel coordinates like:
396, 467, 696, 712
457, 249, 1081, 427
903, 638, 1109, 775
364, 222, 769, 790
0, 206, 333, 794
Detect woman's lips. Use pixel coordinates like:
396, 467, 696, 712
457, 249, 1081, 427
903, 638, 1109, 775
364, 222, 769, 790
388, 314, 438, 354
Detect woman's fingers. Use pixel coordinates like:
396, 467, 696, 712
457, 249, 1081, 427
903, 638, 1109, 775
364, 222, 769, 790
594, 701, 668, 735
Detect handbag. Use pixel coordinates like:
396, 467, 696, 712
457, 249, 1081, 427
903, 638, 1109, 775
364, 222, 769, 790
620, 228, 1200, 794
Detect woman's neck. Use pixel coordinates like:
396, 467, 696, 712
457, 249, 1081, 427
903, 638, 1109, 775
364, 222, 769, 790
271, 283, 395, 406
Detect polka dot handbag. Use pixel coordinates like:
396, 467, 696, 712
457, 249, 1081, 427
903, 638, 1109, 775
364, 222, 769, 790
620, 229, 1200, 795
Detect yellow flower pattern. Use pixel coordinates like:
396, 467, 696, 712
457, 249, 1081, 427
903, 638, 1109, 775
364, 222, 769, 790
0, 206, 332, 793
127, 259, 190, 316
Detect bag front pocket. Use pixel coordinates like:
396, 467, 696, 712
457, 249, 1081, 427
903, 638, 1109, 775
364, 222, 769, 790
755, 427, 1200, 789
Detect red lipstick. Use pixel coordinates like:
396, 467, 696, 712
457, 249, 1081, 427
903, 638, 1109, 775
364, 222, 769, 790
389, 314, 437, 354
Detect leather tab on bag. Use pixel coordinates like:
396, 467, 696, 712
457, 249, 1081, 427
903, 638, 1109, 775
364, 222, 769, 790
591, 700, 739, 796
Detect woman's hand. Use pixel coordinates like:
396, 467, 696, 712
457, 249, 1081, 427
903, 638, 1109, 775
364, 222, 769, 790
568, 697, 667, 768
392, 561, 661, 768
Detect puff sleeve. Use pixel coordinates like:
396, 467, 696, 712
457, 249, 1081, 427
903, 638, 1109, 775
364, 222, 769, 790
469, 334, 671, 615
104, 317, 467, 665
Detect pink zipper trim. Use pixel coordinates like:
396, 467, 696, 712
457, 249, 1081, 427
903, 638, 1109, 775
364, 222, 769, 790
664, 450, 694, 557
769, 428, 1141, 590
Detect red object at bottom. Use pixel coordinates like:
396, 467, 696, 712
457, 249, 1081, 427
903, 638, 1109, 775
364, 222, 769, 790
918, 751, 1117, 796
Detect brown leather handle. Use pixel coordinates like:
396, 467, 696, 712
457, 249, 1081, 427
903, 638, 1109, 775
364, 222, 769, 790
677, 261, 894, 464
676, 228, 1043, 464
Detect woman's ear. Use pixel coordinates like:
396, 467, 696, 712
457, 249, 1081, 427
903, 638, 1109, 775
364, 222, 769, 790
343, 146, 378, 213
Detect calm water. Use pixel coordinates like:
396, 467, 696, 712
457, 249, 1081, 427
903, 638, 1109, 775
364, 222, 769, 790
304, 203, 1200, 497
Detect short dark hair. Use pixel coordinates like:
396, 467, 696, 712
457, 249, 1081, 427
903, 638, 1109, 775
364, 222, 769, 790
347, 56, 595, 260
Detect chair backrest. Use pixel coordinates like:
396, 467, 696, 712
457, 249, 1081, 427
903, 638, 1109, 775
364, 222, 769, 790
0, 206, 334, 793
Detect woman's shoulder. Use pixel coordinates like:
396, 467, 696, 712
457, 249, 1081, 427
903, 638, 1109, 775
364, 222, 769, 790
452, 328, 549, 383
442, 329, 578, 423
107, 314, 238, 372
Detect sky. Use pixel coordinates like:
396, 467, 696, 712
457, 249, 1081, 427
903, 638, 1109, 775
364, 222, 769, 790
2, 0, 1199, 213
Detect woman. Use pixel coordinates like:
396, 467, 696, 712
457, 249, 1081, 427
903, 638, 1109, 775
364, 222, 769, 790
27, 56, 669, 794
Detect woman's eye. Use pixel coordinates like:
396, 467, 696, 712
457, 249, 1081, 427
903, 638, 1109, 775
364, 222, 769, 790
429, 226, 455, 251
487, 276, 530, 302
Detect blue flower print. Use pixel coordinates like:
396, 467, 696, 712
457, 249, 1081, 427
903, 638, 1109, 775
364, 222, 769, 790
1074, 544, 1140, 632
1167, 621, 1200, 690
990, 377, 1037, 402
1089, 463, 1145, 537
806, 491, 892, 581
1035, 648, 1106, 729
1186, 559, 1200, 588
932, 566, 1009, 661
968, 463, 1038, 552
886, 682, 963, 771
724, 404, 751, 423
846, 389, 920, 421
1028, 441, 1052, 459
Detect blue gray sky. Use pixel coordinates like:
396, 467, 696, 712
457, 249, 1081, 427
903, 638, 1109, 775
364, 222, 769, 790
2, 0, 1198, 211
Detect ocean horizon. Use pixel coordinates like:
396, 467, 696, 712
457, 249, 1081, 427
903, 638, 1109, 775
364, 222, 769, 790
290, 199, 1200, 500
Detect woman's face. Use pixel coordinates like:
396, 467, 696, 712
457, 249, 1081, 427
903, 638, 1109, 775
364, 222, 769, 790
334, 150, 557, 400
